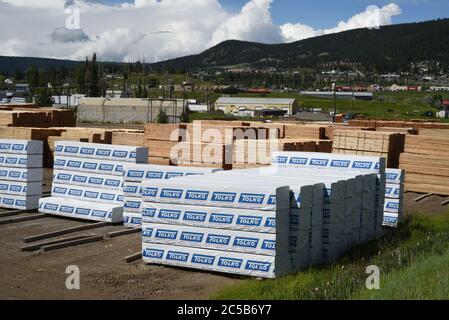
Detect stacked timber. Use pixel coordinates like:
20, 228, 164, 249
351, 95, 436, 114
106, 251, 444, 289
332, 130, 405, 168
283, 124, 326, 140
144, 124, 186, 165
0, 109, 75, 127
349, 119, 449, 130
399, 135, 449, 196
111, 130, 145, 146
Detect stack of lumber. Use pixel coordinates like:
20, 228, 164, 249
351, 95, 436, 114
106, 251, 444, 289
399, 135, 449, 196
188, 121, 281, 140
417, 128, 449, 137
111, 130, 145, 146
0, 109, 75, 127
52, 127, 113, 144
333, 130, 405, 168
144, 124, 187, 165
283, 124, 326, 140
349, 119, 449, 130
324, 125, 374, 140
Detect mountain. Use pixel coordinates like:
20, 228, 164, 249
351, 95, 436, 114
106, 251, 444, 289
0, 56, 83, 74
150, 18, 449, 72
1, 18, 449, 75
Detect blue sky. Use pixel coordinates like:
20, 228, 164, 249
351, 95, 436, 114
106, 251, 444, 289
107, 0, 449, 28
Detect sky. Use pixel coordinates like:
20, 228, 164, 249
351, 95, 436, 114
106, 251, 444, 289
0, 0, 447, 63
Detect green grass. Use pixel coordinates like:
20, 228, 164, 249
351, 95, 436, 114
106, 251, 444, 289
213, 210, 449, 300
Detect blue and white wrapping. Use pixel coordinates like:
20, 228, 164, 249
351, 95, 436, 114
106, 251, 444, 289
0, 180, 42, 196
124, 196, 144, 213
51, 183, 124, 205
384, 198, 401, 214
385, 169, 404, 185
39, 197, 123, 223
142, 243, 277, 278
0, 154, 42, 168
123, 212, 142, 228
123, 181, 143, 197
142, 223, 277, 256
0, 139, 43, 155
0, 168, 42, 182
123, 164, 219, 182
0, 194, 40, 210
53, 156, 125, 176
383, 212, 399, 228
53, 170, 123, 190
272, 152, 385, 174
54, 141, 148, 163
142, 202, 277, 234
385, 184, 403, 199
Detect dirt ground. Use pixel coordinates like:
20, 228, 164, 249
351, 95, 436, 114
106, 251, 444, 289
0, 169, 448, 300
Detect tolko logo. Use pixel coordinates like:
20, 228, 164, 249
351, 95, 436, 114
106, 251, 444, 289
143, 248, 164, 259
146, 171, 164, 179
183, 211, 207, 222
289, 157, 308, 165
165, 172, 184, 179
160, 189, 183, 199
80, 148, 95, 155
64, 146, 79, 154
218, 257, 242, 269
156, 229, 178, 239
387, 202, 399, 210
96, 149, 111, 157
310, 159, 329, 166
112, 150, 128, 158
12, 144, 25, 151
206, 234, 231, 245
142, 228, 153, 237
99, 164, 113, 172
192, 254, 215, 265
212, 192, 237, 202
237, 216, 262, 226
262, 240, 276, 250
167, 251, 189, 262
180, 232, 204, 242
233, 237, 259, 248
158, 209, 181, 220
331, 160, 350, 168
245, 260, 271, 272
91, 210, 107, 218
185, 190, 209, 201
143, 187, 158, 197
273, 156, 288, 164
143, 208, 156, 217
76, 208, 90, 216
209, 213, 233, 224
127, 170, 144, 179
239, 193, 265, 204
352, 161, 373, 169
265, 218, 276, 228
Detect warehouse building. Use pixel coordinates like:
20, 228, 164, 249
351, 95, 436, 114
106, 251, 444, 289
215, 97, 298, 116
77, 98, 186, 124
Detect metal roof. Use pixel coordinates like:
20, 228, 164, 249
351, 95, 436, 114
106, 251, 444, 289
215, 97, 296, 105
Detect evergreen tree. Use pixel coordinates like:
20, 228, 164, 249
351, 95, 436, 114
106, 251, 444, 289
34, 88, 54, 107
157, 108, 169, 124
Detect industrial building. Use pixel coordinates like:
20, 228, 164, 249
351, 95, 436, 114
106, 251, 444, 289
215, 97, 298, 116
77, 98, 186, 124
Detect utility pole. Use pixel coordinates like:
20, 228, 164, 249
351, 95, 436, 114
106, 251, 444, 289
332, 82, 337, 123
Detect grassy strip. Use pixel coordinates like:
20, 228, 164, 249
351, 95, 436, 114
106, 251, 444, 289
213, 210, 449, 300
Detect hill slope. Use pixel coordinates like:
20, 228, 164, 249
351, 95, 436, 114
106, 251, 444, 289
151, 18, 449, 72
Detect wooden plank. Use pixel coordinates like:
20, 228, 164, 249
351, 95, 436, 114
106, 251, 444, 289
124, 252, 142, 263
23, 221, 109, 243
414, 193, 433, 202
0, 213, 47, 225
21, 234, 94, 252
40, 235, 104, 252
441, 199, 449, 206
106, 228, 141, 238
0, 209, 30, 218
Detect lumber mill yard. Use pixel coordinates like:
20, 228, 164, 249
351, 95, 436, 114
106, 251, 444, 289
1, 105, 449, 300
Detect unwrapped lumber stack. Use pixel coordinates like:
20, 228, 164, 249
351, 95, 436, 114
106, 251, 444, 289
332, 130, 405, 168
399, 135, 449, 196
0, 139, 43, 210
0, 109, 75, 127
39, 141, 148, 223
349, 119, 449, 130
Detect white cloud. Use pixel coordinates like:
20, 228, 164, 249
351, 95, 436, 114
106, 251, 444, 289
210, 0, 281, 46
0, 1, 403, 62
281, 3, 402, 42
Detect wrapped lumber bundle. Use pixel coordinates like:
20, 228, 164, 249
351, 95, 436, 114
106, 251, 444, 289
332, 130, 405, 168
399, 135, 449, 196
